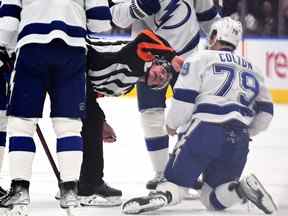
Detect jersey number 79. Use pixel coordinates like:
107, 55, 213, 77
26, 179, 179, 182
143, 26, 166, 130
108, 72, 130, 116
213, 64, 260, 107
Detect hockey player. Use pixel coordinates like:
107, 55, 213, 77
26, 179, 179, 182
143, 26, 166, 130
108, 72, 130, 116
0, 46, 14, 199
111, 0, 220, 190
0, 0, 111, 214
121, 17, 277, 215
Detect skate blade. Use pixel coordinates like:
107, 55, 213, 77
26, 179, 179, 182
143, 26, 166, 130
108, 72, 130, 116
122, 197, 166, 214
2, 205, 29, 216
246, 174, 278, 214
80, 195, 122, 207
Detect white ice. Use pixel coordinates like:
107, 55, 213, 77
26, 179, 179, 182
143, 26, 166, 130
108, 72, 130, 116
0, 97, 287, 216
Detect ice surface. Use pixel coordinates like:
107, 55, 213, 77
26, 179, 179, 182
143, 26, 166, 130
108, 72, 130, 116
0, 97, 287, 216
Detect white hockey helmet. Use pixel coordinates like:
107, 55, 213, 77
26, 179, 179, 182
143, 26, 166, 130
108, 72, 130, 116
208, 17, 243, 49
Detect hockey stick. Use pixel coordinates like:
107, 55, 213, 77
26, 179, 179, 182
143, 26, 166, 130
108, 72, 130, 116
36, 124, 61, 183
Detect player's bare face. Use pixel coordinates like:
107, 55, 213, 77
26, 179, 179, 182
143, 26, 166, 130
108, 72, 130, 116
147, 65, 170, 89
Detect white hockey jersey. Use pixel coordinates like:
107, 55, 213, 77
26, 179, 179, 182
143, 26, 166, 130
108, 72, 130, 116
0, 0, 112, 50
166, 49, 274, 136
111, 0, 220, 58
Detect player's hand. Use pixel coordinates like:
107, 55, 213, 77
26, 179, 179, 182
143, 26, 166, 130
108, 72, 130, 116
171, 56, 184, 72
166, 125, 177, 136
103, 121, 117, 143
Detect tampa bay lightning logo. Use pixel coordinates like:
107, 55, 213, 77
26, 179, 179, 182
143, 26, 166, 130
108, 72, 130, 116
154, 0, 191, 30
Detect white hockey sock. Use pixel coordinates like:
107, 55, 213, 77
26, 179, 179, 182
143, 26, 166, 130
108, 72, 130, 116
9, 151, 35, 181
0, 146, 5, 173
141, 109, 169, 174
210, 182, 242, 209
7, 117, 37, 181
57, 151, 82, 182
149, 148, 169, 174
53, 118, 83, 182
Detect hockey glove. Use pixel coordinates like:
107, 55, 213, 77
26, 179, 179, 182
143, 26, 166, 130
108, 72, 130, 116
130, 0, 161, 19
0, 47, 15, 81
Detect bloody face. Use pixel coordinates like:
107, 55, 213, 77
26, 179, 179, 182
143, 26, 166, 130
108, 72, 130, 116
146, 64, 172, 90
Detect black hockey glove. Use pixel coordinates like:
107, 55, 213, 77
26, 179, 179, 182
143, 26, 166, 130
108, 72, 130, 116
0, 47, 15, 81
119, 29, 177, 76
130, 0, 161, 19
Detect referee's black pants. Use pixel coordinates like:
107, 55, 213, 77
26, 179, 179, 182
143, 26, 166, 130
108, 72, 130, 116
78, 81, 105, 196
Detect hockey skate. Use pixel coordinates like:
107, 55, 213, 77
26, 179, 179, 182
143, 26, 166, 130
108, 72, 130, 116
0, 180, 30, 216
79, 182, 122, 207
121, 191, 170, 214
237, 174, 277, 214
146, 172, 166, 190
59, 181, 79, 216
0, 186, 7, 199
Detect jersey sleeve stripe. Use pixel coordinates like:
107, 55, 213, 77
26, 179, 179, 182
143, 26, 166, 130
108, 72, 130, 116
193, 103, 254, 117
0, 4, 21, 20
177, 31, 200, 56
86, 6, 112, 20
17, 20, 86, 41
254, 101, 274, 115
173, 88, 199, 104
196, 6, 218, 22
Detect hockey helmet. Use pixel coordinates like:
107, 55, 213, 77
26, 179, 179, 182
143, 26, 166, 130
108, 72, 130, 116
208, 17, 243, 49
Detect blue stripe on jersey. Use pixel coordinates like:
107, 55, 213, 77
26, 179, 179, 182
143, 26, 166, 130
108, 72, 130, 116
0, 132, 6, 147
255, 101, 274, 115
196, 6, 218, 22
194, 103, 254, 117
0, 4, 21, 20
56, 136, 83, 152
173, 88, 199, 104
86, 6, 112, 20
177, 31, 200, 56
145, 135, 169, 151
17, 20, 86, 41
9, 137, 36, 152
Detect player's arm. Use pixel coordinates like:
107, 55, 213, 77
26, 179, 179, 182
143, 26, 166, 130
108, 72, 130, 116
194, 0, 221, 35
248, 79, 274, 137
0, 0, 20, 75
111, 0, 161, 29
165, 55, 203, 135
0, 0, 21, 51
85, 0, 112, 33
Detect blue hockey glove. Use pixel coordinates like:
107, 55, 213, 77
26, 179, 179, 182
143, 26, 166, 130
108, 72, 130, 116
130, 0, 161, 19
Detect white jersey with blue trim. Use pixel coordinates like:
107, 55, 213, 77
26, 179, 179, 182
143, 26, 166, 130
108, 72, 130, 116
0, 0, 112, 50
166, 49, 274, 136
111, 0, 220, 58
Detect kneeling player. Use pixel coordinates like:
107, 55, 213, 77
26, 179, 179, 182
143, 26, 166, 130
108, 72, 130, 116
122, 17, 277, 215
